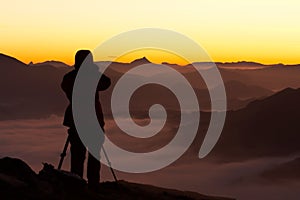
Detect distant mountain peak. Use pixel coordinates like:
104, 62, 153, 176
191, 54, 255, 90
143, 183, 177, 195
130, 57, 151, 64
29, 60, 70, 68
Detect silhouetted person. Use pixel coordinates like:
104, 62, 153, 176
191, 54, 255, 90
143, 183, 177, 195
61, 50, 111, 189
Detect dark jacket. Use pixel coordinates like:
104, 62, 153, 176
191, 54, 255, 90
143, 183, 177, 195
61, 66, 111, 129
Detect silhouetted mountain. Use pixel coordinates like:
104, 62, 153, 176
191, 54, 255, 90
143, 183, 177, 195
0, 157, 234, 200
217, 63, 300, 90
130, 57, 151, 66
216, 61, 265, 70
205, 88, 300, 161
222, 80, 273, 100
0, 54, 69, 120
119, 80, 272, 113
260, 157, 300, 181
216, 61, 300, 70
102, 86, 300, 162
0, 53, 299, 120
29, 61, 70, 68
0, 53, 27, 68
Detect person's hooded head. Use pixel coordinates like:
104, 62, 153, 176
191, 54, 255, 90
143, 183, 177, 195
74, 50, 94, 70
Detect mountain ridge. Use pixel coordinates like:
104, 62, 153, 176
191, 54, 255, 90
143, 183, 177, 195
29, 60, 71, 68
1, 53, 300, 68
205, 87, 300, 162
0, 53, 27, 67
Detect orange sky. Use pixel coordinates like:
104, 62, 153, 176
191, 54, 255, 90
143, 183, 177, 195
1, 0, 300, 65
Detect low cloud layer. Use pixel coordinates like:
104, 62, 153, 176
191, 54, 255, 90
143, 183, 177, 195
0, 116, 299, 200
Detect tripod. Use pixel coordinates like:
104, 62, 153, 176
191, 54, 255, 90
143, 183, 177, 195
57, 134, 118, 182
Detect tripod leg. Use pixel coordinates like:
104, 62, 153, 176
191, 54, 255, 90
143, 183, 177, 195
58, 135, 70, 170
102, 147, 118, 182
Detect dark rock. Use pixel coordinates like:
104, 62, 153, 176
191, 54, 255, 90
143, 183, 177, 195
38, 163, 87, 190
0, 157, 38, 185
0, 157, 235, 200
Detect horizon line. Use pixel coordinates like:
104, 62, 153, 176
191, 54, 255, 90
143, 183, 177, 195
2, 53, 300, 67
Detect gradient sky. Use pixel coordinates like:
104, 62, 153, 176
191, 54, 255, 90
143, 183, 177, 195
1, 0, 300, 65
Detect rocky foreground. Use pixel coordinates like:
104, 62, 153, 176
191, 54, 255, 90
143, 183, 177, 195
0, 157, 234, 200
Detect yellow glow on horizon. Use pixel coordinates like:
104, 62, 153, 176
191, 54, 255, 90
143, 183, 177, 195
1, 0, 300, 65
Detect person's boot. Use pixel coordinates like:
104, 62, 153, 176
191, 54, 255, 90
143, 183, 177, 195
87, 153, 100, 191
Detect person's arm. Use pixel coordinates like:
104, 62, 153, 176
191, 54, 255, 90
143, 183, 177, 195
61, 75, 69, 93
61, 73, 73, 100
97, 73, 111, 91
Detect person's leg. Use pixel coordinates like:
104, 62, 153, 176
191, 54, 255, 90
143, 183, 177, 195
87, 126, 104, 189
69, 128, 86, 178
87, 152, 101, 188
